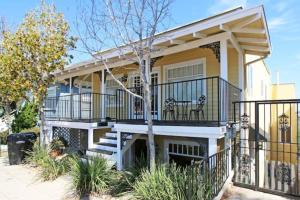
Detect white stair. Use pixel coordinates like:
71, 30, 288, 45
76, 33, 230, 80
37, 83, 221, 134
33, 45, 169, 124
85, 126, 135, 168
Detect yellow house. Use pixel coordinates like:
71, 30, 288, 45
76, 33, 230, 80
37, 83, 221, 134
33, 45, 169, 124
44, 5, 272, 174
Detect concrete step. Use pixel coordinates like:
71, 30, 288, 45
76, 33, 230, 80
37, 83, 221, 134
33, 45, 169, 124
99, 136, 117, 144
94, 143, 117, 152
85, 150, 117, 167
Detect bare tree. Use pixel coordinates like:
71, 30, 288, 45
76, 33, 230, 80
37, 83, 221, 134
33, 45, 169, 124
78, 0, 172, 170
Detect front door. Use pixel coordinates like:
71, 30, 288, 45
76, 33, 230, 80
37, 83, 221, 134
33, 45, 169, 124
130, 72, 160, 120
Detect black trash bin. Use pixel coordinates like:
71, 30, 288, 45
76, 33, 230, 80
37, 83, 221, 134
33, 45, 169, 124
7, 132, 37, 165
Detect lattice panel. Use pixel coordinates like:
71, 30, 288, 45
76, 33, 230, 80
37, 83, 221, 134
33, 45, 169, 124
52, 127, 88, 152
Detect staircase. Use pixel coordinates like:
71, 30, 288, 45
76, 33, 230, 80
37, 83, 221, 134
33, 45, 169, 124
86, 126, 138, 167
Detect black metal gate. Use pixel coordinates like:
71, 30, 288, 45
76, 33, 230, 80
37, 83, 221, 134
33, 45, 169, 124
233, 100, 300, 196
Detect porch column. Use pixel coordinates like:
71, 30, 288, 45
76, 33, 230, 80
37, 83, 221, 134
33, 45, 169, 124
69, 77, 72, 93
101, 69, 106, 120
117, 131, 123, 170
88, 128, 94, 149
208, 138, 217, 156
220, 39, 228, 121
48, 126, 53, 143
220, 39, 228, 80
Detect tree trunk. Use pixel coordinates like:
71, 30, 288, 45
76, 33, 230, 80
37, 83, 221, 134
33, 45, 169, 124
143, 56, 155, 171
39, 103, 47, 146
144, 82, 155, 171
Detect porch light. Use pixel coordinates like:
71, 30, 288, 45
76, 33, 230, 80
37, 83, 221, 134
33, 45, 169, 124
241, 113, 249, 129
279, 113, 289, 133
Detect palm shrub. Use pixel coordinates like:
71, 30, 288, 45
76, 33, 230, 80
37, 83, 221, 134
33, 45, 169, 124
70, 156, 115, 195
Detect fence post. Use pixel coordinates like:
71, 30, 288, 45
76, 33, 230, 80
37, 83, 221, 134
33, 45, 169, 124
255, 102, 260, 190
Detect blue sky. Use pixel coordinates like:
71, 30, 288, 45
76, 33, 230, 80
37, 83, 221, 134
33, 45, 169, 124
1, 0, 300, 97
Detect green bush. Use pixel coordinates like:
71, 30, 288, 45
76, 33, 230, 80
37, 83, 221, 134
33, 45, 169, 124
111, 155, 148, 196
12, 101, 38, 133
26, 142, 71, 181
70, 156, 116, 195
133, 163, 212, 200
40, 155, 71, 181
0, 130, 8, 144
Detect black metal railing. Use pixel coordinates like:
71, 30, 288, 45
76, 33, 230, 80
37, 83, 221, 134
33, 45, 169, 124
116, 76, 241, 126
44, 93, 116, 122
186, 148, 230, 199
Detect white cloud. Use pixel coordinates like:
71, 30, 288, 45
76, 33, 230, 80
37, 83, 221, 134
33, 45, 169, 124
208, 0, 247, 14
268, 17, 287, 30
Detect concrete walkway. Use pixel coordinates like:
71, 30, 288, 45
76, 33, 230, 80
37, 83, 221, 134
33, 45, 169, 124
223, 185, 295, 200
0, 156, 131, 200
0, 156, 72, 200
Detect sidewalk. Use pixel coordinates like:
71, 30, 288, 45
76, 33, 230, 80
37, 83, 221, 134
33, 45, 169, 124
0, 156, 72, 200
223, 185, 294, 200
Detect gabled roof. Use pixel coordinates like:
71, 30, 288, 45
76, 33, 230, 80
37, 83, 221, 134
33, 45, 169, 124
58, 5, 271, 79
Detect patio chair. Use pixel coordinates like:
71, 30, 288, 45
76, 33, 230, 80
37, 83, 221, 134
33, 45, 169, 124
162, 98, 178, 120
189, 95, 206, 120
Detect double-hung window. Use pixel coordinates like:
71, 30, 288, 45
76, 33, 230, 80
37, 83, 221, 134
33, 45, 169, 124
106, 79, 122, 107
165, 59, 206, 102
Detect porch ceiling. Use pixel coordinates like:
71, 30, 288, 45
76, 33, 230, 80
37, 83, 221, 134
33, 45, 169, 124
56, 5, 271, 80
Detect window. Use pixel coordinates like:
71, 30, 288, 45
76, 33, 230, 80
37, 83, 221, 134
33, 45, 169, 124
280, 127, 291, 143
165, 60, 205, 101
106, 79, 122, 106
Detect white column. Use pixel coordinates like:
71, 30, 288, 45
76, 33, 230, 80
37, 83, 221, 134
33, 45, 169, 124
220, 39, 228, 121
48, 126, 53, 143
208, 138, 217, 156
101, 69, 106, 120
88, 128, 94, 149
238, 51, 244, 100
117, 131, 123, 170
69, 77, 72, 93
220, 39, 228, 80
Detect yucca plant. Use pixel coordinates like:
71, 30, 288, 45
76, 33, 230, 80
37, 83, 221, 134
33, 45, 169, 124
26, 141, 72, 181
26, 141, 49, 166
70, 156, 115, 195
133, 163, 212, 200
133, 165, 179, 200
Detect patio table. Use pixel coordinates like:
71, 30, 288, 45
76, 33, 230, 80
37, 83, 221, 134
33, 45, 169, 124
176, 100, 191, 120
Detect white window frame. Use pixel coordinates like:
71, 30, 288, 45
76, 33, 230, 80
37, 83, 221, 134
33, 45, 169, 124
106, 74, 124, 107
163, 139, 208, 163
164, 58, 206, 82
163, 58, 206, 104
